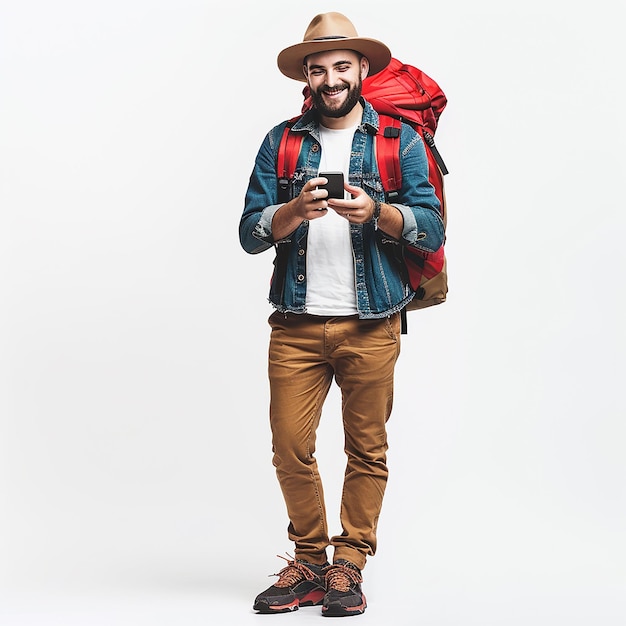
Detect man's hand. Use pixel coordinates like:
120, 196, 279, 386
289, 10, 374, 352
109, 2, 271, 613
271, 177, 330, 240
290, 176, 331, 221
328, 183, 375, 224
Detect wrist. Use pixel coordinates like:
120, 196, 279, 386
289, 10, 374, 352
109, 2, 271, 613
371, 199, 382, 229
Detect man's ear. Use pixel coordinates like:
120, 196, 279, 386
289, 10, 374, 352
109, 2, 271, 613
360, 56, 370, 80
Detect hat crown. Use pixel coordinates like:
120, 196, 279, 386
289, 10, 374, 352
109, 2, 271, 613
277, 12, 391, 82
302, 12, 359, 43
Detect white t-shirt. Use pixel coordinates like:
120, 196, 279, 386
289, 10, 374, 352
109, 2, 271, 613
305, 124, 358, 316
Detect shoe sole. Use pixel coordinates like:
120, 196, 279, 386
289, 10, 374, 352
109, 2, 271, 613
254, 589, 325, 613
322, 595, 367, 617
253, 601, 299, 613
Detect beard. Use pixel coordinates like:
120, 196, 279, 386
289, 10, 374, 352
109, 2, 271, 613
309, 77, 362, 119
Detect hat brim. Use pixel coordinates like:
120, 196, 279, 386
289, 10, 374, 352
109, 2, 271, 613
277, 37, 392, 82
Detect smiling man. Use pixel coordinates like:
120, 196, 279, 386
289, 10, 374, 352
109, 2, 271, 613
239, 12, 444, 617
306, 51, 364, 120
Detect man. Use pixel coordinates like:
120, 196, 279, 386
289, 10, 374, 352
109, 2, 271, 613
239, 12, 444, 617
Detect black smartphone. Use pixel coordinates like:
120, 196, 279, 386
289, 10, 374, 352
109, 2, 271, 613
318, 171, 345, 199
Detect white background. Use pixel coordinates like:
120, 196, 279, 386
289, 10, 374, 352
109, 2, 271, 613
1, 1, 625, 624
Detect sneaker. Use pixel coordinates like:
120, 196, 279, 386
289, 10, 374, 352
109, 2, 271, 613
253, 555, 328, 613
322, 559, 367, 617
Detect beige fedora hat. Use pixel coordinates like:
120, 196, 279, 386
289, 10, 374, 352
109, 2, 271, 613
277, 12, 392, 82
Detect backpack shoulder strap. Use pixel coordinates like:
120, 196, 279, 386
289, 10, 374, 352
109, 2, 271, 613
375, 114, 403, 201
374, 114, 408, 331
277, 115, 304, 203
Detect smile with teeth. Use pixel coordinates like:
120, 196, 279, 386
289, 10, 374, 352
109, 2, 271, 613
322, 86, 346, 98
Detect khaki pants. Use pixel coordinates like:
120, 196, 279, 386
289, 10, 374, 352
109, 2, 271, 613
268, 311, 401, 570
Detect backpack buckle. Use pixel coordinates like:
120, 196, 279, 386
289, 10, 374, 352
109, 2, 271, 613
277, 177, 291, 204
383, 126, 401, 138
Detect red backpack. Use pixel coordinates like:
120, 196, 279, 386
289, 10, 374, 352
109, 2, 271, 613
277, 58, 449, 332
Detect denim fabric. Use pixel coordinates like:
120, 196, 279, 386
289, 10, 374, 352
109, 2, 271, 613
240, 99, 444, 318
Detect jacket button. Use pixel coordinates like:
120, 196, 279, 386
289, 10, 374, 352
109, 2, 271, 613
298, 248, 305, 256
311, 144, 319, 152
297, 274, 305, 282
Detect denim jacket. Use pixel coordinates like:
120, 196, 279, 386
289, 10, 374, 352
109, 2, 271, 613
239, 99, 444, 319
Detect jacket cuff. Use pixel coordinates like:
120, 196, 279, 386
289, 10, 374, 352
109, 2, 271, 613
252, 204, 283, 242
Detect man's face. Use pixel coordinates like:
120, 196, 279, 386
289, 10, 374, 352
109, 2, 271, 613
304, 49, 368, 119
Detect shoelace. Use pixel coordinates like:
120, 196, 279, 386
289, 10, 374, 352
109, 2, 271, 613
271, 554, 318, 588
324, 563, 363, 592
